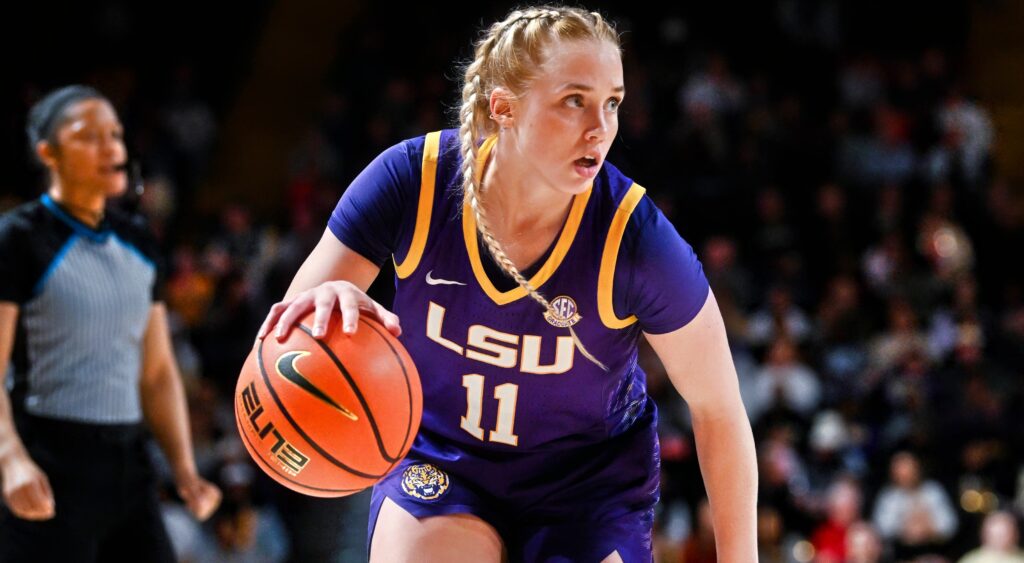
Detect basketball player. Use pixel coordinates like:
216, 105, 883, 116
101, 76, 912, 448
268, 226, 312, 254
0, 85, 221, 562
260, 6, 757, 562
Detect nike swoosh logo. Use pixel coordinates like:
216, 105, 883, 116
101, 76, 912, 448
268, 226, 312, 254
275, 351, 358, 421
425, 270, 466, 286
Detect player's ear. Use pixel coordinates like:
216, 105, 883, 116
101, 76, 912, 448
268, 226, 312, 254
489, 86, 516, 130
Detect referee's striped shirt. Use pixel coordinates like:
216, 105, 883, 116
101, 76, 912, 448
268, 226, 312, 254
0, 195, 163, 424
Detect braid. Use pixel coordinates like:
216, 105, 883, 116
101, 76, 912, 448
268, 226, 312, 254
471, 187, 552, 311
505, 7, 563, 27
459, 9, 556, 310
456, 5, 619, 371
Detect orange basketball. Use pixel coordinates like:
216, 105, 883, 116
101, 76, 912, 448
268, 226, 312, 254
235, 311, 421, 497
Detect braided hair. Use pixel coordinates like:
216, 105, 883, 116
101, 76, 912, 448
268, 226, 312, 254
456, 6, 621, 370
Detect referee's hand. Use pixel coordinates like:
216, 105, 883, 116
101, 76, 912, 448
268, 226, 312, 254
1, 453, 55, 521
176, 472, 222, 521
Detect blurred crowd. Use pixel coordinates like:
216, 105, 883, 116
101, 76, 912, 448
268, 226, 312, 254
5, 2, 1024, 562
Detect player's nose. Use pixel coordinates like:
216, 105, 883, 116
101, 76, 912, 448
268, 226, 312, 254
585, 110, 609, 142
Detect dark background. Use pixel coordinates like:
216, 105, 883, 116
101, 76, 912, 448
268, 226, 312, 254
3, 1, 1023, 562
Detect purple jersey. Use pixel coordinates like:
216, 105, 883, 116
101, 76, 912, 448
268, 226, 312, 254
330, 129, 709, 454
332, 129, 709, 558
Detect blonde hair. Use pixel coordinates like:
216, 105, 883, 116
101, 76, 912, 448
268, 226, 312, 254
457, 6, 621, 370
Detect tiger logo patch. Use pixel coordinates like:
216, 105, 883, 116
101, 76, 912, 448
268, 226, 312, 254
401, 463, 450, 500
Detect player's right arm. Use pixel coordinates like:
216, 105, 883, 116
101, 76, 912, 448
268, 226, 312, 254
0, 302, 56, 521
258, 136, 424, 342
256, 230, 402, 341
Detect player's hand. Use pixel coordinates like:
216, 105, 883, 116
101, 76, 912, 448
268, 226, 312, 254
257, 280, 402, 341
176, 472, 222, 521
1, 453, 55, 521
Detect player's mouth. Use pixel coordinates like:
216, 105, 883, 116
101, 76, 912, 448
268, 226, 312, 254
573, 154, 601, 178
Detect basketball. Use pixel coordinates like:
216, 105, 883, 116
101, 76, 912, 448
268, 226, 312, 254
235, 311, 422, 497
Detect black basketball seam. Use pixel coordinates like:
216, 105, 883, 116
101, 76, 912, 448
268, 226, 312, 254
257, 338, 386, 478
295, 322, 408, 462
362, 320, 418, 461
233, 399, 366, 494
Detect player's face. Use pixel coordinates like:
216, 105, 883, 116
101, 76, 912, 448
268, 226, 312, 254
515, 39, 623, 194
48, 99, 128, 197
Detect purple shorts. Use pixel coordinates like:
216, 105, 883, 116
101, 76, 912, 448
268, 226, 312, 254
367, 400, 660, 562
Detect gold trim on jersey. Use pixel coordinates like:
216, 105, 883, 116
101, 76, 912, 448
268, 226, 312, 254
394, 131, 441, 279
598, 183, 646, 329
462, 134, 592, 306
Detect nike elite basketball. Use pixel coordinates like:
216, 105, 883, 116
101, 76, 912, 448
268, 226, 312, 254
235, 312, 422, 497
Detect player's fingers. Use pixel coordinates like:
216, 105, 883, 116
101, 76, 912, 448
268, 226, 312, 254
311, 290, 338, 338
257, 301, 289, 339
369, 301, 402, 337
275, 294, 315, 340
337, 290, 361, 335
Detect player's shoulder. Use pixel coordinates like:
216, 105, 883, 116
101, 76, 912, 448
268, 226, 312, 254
596, 163, 686, 251
593, 160, 661, 227
366, 129, 466, 188
385, 128, 462, 162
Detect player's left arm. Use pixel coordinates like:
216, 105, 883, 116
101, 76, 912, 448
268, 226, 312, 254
139, 302, 221, 521
644, 290, 757, 561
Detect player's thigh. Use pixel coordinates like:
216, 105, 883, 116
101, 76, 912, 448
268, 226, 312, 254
369, 496, 506, 563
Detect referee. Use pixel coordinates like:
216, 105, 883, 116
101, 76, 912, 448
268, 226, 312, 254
0, 85, 220, 562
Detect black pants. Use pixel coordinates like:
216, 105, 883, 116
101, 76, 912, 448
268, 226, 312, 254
0, 415, 175, 563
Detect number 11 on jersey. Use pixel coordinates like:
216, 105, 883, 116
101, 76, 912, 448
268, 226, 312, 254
460, 374, 519, 446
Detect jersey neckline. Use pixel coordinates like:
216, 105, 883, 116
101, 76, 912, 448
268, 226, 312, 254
39, 194, 111, 243
461, 134, 593, 306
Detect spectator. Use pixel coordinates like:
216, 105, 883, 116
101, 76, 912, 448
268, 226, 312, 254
867, 298, 931, 373
872, 451, 958, 557
958, 511, 1024, 563
748, 338, 821, 423
846, 521, 886, 563
811, 477, 864, 562
746, 285, 813, 348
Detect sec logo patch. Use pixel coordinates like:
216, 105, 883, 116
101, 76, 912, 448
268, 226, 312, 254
545, 295, 582, 328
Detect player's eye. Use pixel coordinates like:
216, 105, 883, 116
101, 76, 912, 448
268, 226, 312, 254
564, 94, 584, 108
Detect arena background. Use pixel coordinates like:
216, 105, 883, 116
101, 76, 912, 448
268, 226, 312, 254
3, 1, 1024, 561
